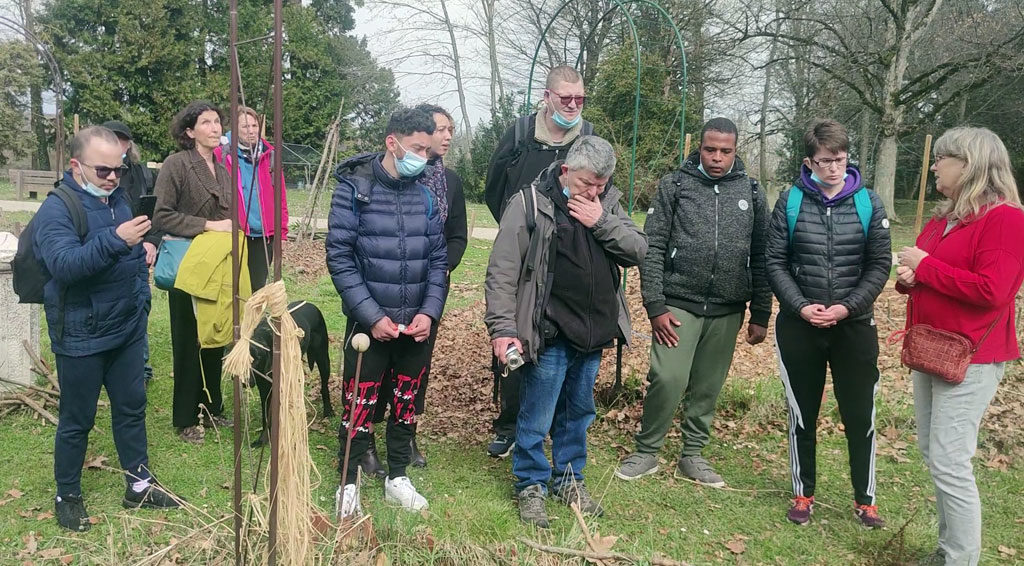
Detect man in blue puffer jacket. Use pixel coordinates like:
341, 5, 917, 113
34, 127, 179, 533
327, 108, 447, 518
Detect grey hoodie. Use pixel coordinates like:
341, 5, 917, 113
640, 152, 772, 326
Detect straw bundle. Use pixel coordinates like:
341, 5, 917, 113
224, 280, 320, 564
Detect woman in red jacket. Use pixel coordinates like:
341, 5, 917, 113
896, 127, 1024, 566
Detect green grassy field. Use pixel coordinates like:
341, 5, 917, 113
0, 202, 1019, 565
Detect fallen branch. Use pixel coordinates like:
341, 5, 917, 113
23, 340, 58, 392
15, 393, 57, 425
0, 375, 58, 399
518, 537, 691, 566
571, 501, 608, 566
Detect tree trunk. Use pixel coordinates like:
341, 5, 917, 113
482, 0, 503, 110
440, 0, 472, 149
858, 109, 872, 178
22, 0, 49, 170
873, 135, 898, 219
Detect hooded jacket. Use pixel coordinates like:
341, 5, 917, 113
484, 162, 647, 362
33, 172, 150, 356
326, 152, 448, 329
214, 137, 289, 239
641, 151, 771, 325
766, 165, 892, 320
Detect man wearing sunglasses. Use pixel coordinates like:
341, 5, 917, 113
482, 65, 595, 459
33, 126, 179, 532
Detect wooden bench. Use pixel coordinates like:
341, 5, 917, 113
8, 169, 60, 200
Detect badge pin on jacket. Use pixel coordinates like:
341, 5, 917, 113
738, 199, 749, 211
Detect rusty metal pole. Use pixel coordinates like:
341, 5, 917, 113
228, 0, 243, 562
267, 0, 284, 562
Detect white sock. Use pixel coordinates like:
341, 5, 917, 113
131, 478, 152, 493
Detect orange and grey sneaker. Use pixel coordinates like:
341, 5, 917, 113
787, 495, 814, 525
854, 503, 885, 529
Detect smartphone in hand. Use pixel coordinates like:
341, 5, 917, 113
139, 195, 157, 220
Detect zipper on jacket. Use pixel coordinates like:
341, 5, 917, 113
397, 189, 408, 321
826, 206, 834, 304
703, 185, 721, 314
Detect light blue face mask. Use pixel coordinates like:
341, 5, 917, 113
393, 141, 428, 177
78, 165, 116, 198
810, 171, 849, 186
551, 109, 581, 129
562, 187, 571, 198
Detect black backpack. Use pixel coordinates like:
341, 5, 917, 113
488, 114, 594, 221
12, 184, 88, 304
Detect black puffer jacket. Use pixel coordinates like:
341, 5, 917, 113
765, 177, 892, 321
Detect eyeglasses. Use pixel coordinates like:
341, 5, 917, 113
80, 162, 129, 179
547, 90, 586, 107
934, 154, 962, 163
810, 156, 848, 168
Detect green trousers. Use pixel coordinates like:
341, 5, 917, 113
635, 306, 743, 457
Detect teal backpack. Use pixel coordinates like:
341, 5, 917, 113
786, 186, 872, 241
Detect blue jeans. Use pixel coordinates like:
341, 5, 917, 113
513, 339, 601, 494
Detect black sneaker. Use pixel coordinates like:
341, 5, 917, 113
123, 481, 182, 509
55, 495, 91, 532
487, 435, 515, 458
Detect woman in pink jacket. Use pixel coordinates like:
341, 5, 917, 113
214, 106, 289, 290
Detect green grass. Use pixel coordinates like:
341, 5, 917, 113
0, 211, 34, 233
1, 204, 1019, 565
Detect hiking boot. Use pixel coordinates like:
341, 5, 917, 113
487, 434, 515, 458
55, 495, 90, 532
787, 496, 814, 525
517, 484, 549, 528
335, 483, 362, 520
675, 455, 725, 487
202, 414, 233, 429
614, 452, 659, 481
384, 476, 428, 511
123, 481, 181, 509
553, 482, 604, 517
914, 549, 945, 566
178, 425, 204, 445
410, 437, 427, 468
359, 436, 388, 479
854, 503, 886, 529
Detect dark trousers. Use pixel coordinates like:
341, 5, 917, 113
775, 313, 880, 505
247, 235, 274, 291
55, 338, 150, 495
168, 289, 225, 428
492, 355, 523, 437
338, 319, 431, 484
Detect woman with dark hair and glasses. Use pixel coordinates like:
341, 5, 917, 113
896, 127, 1024, 566
153, 100, 235, 444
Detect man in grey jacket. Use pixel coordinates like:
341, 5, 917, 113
485, 136, 646, 527
615, 118, 771, 486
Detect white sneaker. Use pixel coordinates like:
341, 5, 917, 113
384, 476, 428, 511
335, 483, 362, 520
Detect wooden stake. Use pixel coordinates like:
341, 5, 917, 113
913, 134, 933, 236
683, 133, 692, 157
467, 209, 477, 240
73, 113, 79, 135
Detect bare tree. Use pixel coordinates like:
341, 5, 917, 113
735, 0, 1024, 217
